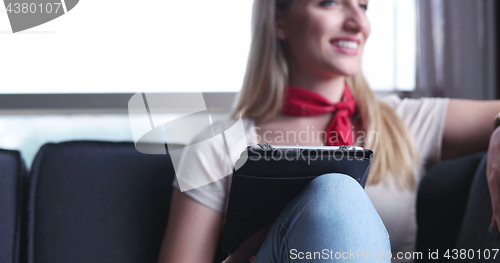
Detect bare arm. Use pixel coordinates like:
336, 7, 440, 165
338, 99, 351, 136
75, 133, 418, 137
442, 99, 500, 159
157, 188, 223, 263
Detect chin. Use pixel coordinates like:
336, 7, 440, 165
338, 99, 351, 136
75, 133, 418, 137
327, 64, 360, 77
319, 56, 361, 77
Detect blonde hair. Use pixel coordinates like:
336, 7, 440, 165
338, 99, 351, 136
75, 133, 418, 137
233, 0, 422, 189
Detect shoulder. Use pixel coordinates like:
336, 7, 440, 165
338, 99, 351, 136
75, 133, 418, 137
378, 94, 450, 122
378, 94, 402, 109
378, 93, 451, 164
175, 117, 250, 188
379, 93, 450, 108
186, 117, 255, 150
172, 116, 254, 212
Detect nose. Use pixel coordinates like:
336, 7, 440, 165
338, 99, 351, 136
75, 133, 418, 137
342, 5, 368, 34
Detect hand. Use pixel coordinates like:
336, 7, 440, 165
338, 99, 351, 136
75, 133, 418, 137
221, 255, 232, 263
221, 226, 269, 263
487, 127, 500, 232
221, 255, 252, 263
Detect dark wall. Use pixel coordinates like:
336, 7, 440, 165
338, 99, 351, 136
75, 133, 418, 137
497, 0, 500, 99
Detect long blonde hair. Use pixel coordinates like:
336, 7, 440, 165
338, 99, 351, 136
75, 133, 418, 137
233, 0, 422, 189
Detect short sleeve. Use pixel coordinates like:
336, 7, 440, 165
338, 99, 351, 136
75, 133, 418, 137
171, 180, 229, 213
171, 118, 256, 213
380, 94, 450, 166
172, 128, 230, 212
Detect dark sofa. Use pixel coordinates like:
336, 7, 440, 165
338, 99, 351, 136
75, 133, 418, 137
0, 141, 497, 263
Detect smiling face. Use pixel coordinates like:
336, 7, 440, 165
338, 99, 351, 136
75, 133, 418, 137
277, 0, 371, 78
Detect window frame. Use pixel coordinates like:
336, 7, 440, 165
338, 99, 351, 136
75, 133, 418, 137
0, 93, 237, 114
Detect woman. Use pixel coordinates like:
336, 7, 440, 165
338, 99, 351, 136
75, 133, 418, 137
157, 0, 500, 262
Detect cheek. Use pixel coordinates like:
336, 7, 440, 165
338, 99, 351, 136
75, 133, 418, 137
363, 20, 371, 41
286, 17, 327, 59
286, 16, 314, 48
307, 16, 343, 49
312, 15, 342, 36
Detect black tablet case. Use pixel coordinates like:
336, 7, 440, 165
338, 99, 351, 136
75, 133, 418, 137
221, 144, 374, 253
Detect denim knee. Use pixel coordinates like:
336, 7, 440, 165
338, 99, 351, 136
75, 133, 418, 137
283, 173, 390, 252
255, 172, 391, 263
307, 173, 364, 197
292, 173, 369, 221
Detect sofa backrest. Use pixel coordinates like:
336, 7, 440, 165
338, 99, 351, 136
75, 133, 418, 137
0, 149, 26, 263
416, 152, 486, 256
26, 141, 177, 263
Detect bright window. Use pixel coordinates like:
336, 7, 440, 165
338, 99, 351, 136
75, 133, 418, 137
0, 0, 416, 94
362, 0, 417, 91
0, 0, 253, 93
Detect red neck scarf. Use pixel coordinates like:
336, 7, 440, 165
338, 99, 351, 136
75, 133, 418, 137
281, 84, 357, 146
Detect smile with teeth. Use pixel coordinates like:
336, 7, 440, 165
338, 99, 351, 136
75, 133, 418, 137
332, 40, 359, 49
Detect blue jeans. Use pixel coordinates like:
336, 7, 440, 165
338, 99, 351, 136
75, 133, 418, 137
252, 173, 391, 262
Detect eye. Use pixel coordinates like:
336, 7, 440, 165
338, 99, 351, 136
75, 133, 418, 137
319, 0, 338, 7
359, 4, 368, 11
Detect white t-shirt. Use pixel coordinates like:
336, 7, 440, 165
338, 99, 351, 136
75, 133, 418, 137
172, 94, 450, 263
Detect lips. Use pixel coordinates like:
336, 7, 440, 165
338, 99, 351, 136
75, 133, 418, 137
330, 37, 361, 55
